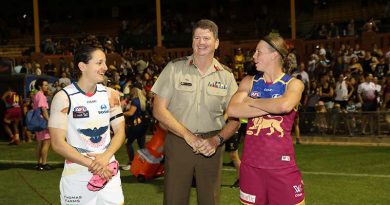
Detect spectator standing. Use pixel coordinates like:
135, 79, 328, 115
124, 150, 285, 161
122, 87, 149, 171
334, 74, 354, 109
319, 74, 334, 110
152, 19, 240, 205
2, 88, 23, 145
33, 79, 51, 170
357, 73, 379, 134
223, 118, 244, 188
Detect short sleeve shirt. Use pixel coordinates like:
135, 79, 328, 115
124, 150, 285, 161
151, 56, 238, 133
33, 91, 49, 109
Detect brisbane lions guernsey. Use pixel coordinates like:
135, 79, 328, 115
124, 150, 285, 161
242, 73, 297, 169
63, 83, 111, 154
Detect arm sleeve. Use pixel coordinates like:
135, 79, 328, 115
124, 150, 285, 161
36, 92, 49, 109
107, 87, 125, 127
48, 90, 69, 130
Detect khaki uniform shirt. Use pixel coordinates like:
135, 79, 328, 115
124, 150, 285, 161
151, 56, 238, 133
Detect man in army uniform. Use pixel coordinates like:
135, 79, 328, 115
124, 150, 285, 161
152, 19, 240, 205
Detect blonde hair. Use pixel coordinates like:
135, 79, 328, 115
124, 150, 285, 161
262, 32, 293, 74
130, 87, 146, 111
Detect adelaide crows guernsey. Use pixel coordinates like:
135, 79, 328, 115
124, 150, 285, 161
242, 73, 297, 169
63, 83, 111, 154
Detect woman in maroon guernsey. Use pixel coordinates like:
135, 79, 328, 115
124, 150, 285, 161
227, 32, 305, 205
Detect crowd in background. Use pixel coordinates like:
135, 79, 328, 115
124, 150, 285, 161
3, 31, 390, 145
1, 0, 390, 145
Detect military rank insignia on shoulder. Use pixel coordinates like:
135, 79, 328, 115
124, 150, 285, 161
221, 64, 232, 73
171, 56, 188, 63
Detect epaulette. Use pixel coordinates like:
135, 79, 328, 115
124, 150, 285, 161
221, 64, 232, 73
171, 56, 188, 63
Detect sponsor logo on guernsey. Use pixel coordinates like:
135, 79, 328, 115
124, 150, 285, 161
87, 99, 96, 104
250, 91, 260, 98
240, 190, 256, 203
73, 106, 89, 118
281, 155, 290, 161
264, 88, 273, 92
293, 184, 303, 197
98, 104, 109, 114
272, 94, 281, 98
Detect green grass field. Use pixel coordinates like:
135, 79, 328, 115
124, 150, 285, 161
0, 141, 389, 205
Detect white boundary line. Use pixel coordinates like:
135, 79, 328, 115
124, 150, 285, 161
0, 159, 64, 164
222, 167, 390, 178
2, 159, 390, 178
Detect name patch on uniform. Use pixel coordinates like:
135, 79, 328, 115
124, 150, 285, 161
73, 106, 89, 118
281, 155, 290, 161
208, 81, 227, 89
180, 82, 192, 86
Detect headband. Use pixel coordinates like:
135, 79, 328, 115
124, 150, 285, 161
262, 36, 288, 59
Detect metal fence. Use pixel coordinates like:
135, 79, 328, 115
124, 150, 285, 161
299, 111, 390, 137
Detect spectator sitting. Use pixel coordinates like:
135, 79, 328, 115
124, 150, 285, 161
345, 99, 357, 136
315, 101, 328, 133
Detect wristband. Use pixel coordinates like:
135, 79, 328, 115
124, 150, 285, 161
217, 134, 224, 146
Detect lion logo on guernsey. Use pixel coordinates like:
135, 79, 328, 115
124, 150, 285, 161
247, 115, 284, 137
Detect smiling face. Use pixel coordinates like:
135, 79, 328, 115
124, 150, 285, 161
78, 49, 107, 84
252, 40, 277, 72
192, 28, 219, 58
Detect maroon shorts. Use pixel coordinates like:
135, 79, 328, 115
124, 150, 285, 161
4, 107, 22, 121
240, 163, 305, 205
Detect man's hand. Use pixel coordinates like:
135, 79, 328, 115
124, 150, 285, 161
184, 134, 202, 153
196, 136, 220, 157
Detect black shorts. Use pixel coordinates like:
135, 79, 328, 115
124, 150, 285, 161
225, 133, 241, 152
